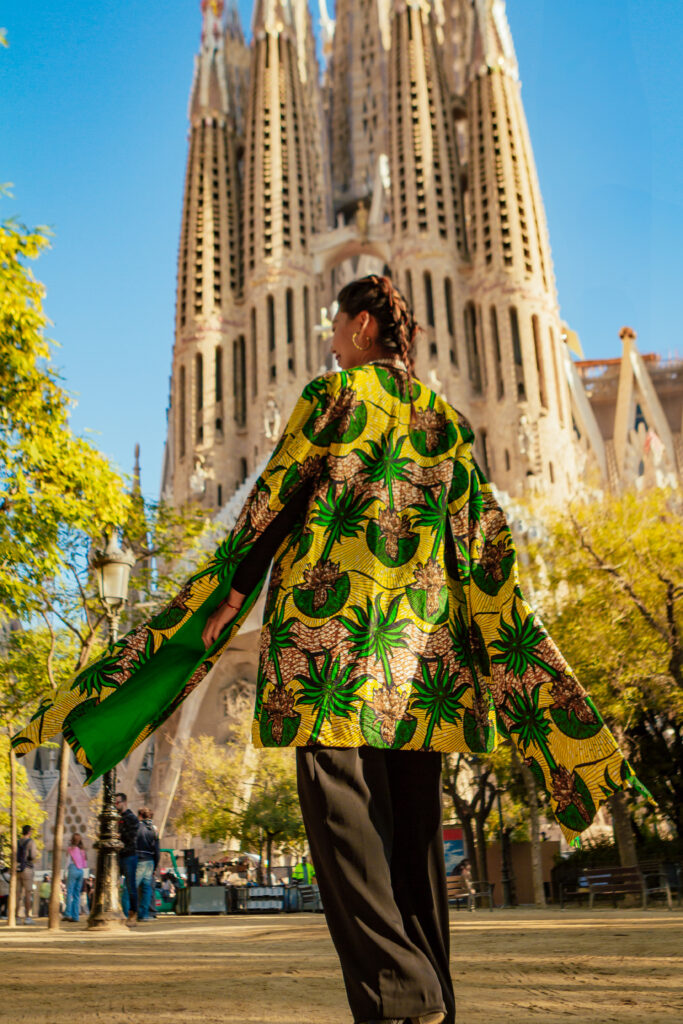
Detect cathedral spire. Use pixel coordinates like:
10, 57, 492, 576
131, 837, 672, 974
190, 0, 229, 119
252, 0, 294, 36
470, 0, 518, 81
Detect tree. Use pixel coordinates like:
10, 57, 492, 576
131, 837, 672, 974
241, 749, 307, 881
173, 735, 306, 878
522, 487, 683, 838
0, 628, 54, 925
442, 753, 497, 891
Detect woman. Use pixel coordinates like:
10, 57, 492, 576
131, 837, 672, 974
63, 832, 87, 923
14, 276, 642, 1023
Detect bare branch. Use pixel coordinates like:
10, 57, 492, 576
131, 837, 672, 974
569, 512, 669, 645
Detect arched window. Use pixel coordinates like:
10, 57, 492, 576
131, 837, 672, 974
239, 457, 248, 483
509, 307, 526, 400
444, 277, 454, 336
233, 335, 246, 428
424, 271, 435, 328
405, 269, 413, 311
250, 307, 258, 397
267, 295, 275, 352
303, 285, 311, 372
215, 346, 223, 404
549, 461, 555, 484
286, 288, 294, 345
464, 302, 482, 395
195, 354, 204, 442
504, 448, 510, 471
490, 306, 504, 399
532, 315, 547, 409
179, 365, 186, 458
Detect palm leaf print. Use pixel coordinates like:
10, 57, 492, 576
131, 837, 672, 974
411, 661, 469, 749
490, 600, 555, 678
412, 482, 448, 557
310, 482, 374, 560
294, 651, 367, 743
357, 428, 411, 504
339, 594, 411, 687
266, 603, 297, 687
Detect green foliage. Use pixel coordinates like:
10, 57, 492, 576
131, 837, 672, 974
0, 206, 130, 620
0, 734, 46, 859
240, 748, 306, 853
173, 734, 306, 857
520, 487, 683, 834
173, 735, 248, 844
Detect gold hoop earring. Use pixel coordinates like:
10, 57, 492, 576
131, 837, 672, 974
352, 330, 371, 351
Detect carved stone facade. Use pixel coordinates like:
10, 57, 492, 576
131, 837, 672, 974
162, 0, 585, 511
152, 1, 681, 846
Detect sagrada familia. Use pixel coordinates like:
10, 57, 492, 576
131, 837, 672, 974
27, 0, 683, 859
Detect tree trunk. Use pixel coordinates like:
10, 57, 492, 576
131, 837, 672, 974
609, 790, 638, 868
7, 744, 17, 928
474, 812, 488, 889
460, 815, 479, 885
514, 748, 546, 907
266, 833, 273, 886
48, 738, 70, 930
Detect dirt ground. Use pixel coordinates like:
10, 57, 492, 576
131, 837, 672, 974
2, 907, 683, 1024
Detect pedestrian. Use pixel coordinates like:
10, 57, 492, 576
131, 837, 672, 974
38, 873, 51, 917
291, 854, 316, 885
14, 275, 645, 1023
0, 859, 10, 918
16, 825, 38, 924
456, 859, 475, 912
135, 807, 159, 921
114, 791, 139, 926
63, 832, 87, 922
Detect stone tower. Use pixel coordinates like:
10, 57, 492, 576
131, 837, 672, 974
163, 0, 248, 508
387, 0, 468, 393
163, 0, 579, 508
452, 0, 575, 490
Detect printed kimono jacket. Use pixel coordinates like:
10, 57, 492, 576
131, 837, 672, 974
13, 356, 643, 843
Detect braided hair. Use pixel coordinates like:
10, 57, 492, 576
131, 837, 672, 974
336, 274, 421, 376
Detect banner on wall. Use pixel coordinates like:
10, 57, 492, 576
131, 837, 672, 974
442, 826, 466, 874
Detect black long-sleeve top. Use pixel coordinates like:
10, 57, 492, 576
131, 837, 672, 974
230, 485, 311, 595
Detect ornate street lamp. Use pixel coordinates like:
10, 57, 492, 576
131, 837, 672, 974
87, 534, 135, 930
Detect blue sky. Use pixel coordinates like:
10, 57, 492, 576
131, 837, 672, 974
1, 1, 681, 496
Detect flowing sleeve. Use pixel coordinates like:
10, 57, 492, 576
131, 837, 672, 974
12, 371, 344, 782
447, 420, 649, 845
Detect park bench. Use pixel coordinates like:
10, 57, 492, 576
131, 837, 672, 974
584, 866, 646, 908
638, 860, 677, 909
447, 875, 492, 911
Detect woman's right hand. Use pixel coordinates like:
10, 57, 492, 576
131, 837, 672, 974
201, 592, 245, 649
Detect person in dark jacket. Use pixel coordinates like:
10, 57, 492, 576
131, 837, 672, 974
114, 792, 139, 925
135, 807, 159, 921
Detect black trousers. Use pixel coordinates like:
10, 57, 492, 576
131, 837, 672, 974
296, 747, 455, 1024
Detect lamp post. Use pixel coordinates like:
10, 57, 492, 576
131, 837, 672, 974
87, 534, 135, 930
496, 787, 512, 908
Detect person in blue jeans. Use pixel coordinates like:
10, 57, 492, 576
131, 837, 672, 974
135, 807, 160, 921
115, 792, 139, 926
63, 832, 87, 922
